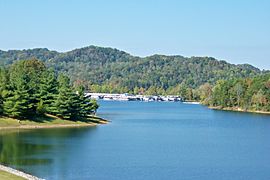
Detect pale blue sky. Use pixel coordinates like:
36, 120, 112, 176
0, 0, 269, 69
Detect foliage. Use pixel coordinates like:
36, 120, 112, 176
0, 46, 266, 95
200, 74, 270, 112
0, 59, 98, 120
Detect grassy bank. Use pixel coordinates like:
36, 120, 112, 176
0, 164, 41, 180
0, 114, 108, 130
0, 170, 26, 180
209, 106, 270, 115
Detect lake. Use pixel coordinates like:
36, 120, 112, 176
1, 101, 270, 180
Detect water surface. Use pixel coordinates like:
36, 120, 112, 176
1, 101, 270, 180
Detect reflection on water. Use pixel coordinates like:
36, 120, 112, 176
0, 131, 52, 166
0, 127, 97, 176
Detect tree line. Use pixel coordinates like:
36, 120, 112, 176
0, 46, 266, 91
198, 74, 270, 112
89, 73, 270, 112
0, 59, 98, 120
0, 47, 269, 113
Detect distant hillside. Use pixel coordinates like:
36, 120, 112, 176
0, 46, 265, 91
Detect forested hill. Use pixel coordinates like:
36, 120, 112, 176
0, 46, 265, 91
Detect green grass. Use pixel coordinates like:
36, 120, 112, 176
0, 170, 26, 180
0, 114, 108, 129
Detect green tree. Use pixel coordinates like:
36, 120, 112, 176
52, 74, 74, 119
0, 59, 100, 120
38, 69, 58, 114
234, 82, 243, 107
76, 86, 98, 117
3, 74, 30, 118
251, 90, 267, 110
198, 83, 212, 104
0, 68, 9, 115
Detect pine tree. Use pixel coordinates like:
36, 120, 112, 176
0, 68, 9, 115
69, 92, 81, 120
52, 74, 81, 119
24, 59, 46, 115
3, 75, 30, 118
38, 69, 58, 115
76, 85, 99, 118
4, 59, 47, 118
0, 59, 100, 120
76, 85, 88, 117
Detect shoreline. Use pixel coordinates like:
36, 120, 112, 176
0, 164, 42, 180
209, 106, 270, 115
0, 115, 109, 130
0, 123, 97, 130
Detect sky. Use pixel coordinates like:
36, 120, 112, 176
0, 0, 269, 70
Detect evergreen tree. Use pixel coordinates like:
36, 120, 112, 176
0, 59, 100, 120
69, 92, 81, 120
76, 85, 99, 117
24, 59, 46, 114
38, 69, 58, 114
0, 68, 9, 115
4, 59, 47, 117
53, 74, 85, 120
53, 74, 74, 119
3, 74, 30, 118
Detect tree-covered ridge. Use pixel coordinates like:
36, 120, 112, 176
199, 73, 270, 112
0, 48, 58, 65
0, 59, 98, 120
0, 46, 265, 92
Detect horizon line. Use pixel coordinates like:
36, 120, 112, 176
0, 45, 268, 71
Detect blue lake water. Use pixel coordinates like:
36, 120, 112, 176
1, 101, 270, 180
